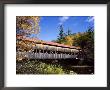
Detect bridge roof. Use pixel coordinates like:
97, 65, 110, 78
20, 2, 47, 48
16, 34, 80, 50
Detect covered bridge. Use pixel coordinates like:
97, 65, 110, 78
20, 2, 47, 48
16, 35, 81, 60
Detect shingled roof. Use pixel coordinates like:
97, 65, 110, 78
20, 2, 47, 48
16, 34, 80, 49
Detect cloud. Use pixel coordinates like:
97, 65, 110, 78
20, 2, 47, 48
86, 16, 94, 22
58, 16, 70, 25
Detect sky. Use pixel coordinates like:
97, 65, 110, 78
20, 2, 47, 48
32, 16, 94, 41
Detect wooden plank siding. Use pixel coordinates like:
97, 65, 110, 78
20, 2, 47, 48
16, 35, 80, 60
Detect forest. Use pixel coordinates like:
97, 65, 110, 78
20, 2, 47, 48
16, 16, 94, 74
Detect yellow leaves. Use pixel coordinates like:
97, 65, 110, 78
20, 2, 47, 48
16, 40, 32, 51
64, 35, 74, 46
16, 16, 40, 35
75, 33, 81, 38
21, 24, 31, 30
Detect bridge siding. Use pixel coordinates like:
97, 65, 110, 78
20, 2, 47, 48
17, 51, 78, 60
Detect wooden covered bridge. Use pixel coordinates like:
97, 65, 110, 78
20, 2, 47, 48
16, 35, 81, 60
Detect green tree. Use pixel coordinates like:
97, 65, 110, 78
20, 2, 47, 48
74, 27, 94, 65
67, 28, 72, 35
58, 25, 64, 39
57, 25, 65, 43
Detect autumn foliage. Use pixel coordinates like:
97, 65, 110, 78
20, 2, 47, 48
16, 16, 40, 36
53, 25, 94, 65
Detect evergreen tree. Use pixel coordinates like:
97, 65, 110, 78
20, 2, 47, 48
58, 25, 64, 39
67, 28, 71, 35
57, 25, 65, 43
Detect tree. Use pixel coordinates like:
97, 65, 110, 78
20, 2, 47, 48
74, 27, 94, 65
16, 16, 40, 36
67, 28, 72, 35
64, 35, 74, 46
57, 25, 65, 43
16, 16, 40, 61
58, 25, 64, 39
